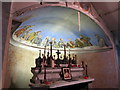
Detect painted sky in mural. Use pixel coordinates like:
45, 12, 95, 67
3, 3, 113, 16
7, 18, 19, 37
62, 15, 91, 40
12, 6, 112, 49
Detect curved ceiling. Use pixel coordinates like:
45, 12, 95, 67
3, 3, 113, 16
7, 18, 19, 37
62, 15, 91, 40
12, 6, 112, 50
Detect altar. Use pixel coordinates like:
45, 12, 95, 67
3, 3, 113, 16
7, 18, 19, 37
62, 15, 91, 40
29, 66, 94, 90
30, 78, 94, 90
29, 42, 94, 90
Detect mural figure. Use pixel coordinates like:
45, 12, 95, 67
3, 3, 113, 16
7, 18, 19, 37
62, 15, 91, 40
20, 29, 33, 40
67, 39, 75, 48
79, 35, 93, 47
52, 38, 59, 48
75, 38, 84, 48
14, 25, 35, 37
58, 38, 65, 48
95, 34, 108, 47
34, 35, 42, 46
26, 31, 41, 44
41, 37, 50, 47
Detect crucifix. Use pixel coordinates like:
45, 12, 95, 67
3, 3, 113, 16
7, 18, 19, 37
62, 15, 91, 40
56, 50, 61, 67
56, 50, 61, 60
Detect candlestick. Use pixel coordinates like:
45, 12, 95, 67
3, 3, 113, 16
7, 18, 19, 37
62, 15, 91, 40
85, 63, 88, 77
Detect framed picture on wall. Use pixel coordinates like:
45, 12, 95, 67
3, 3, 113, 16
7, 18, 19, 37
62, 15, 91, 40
62, 67, 72, 80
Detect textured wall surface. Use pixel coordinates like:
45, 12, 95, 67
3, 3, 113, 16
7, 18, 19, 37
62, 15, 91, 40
8, 44, 36, 88
8, 44, 118, 88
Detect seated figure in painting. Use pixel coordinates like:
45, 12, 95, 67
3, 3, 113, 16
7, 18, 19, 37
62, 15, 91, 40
34, 35, 42, 46
14, 25, 35, 37
75, 38, 84, 48
26, 31, 41, 44
41, 36, 50, 47
52, 38, 59, 48
58, 38, 65, 48
67, 39, 75, 48
79, 35, 93, 47
95, 34, 108, 47
20, 29, 33, 40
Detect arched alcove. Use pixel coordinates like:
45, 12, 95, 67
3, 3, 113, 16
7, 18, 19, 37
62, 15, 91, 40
7, 4, 118, 88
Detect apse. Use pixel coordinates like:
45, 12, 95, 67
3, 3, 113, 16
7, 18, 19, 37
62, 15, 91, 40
11, 6, 112, 52
8, 5, 114, 88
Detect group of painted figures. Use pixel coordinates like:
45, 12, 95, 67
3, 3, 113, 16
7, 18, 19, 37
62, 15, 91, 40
13, 25, 109, 48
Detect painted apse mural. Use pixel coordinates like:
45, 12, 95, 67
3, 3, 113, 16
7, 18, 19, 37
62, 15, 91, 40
12, 6, 112, 50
